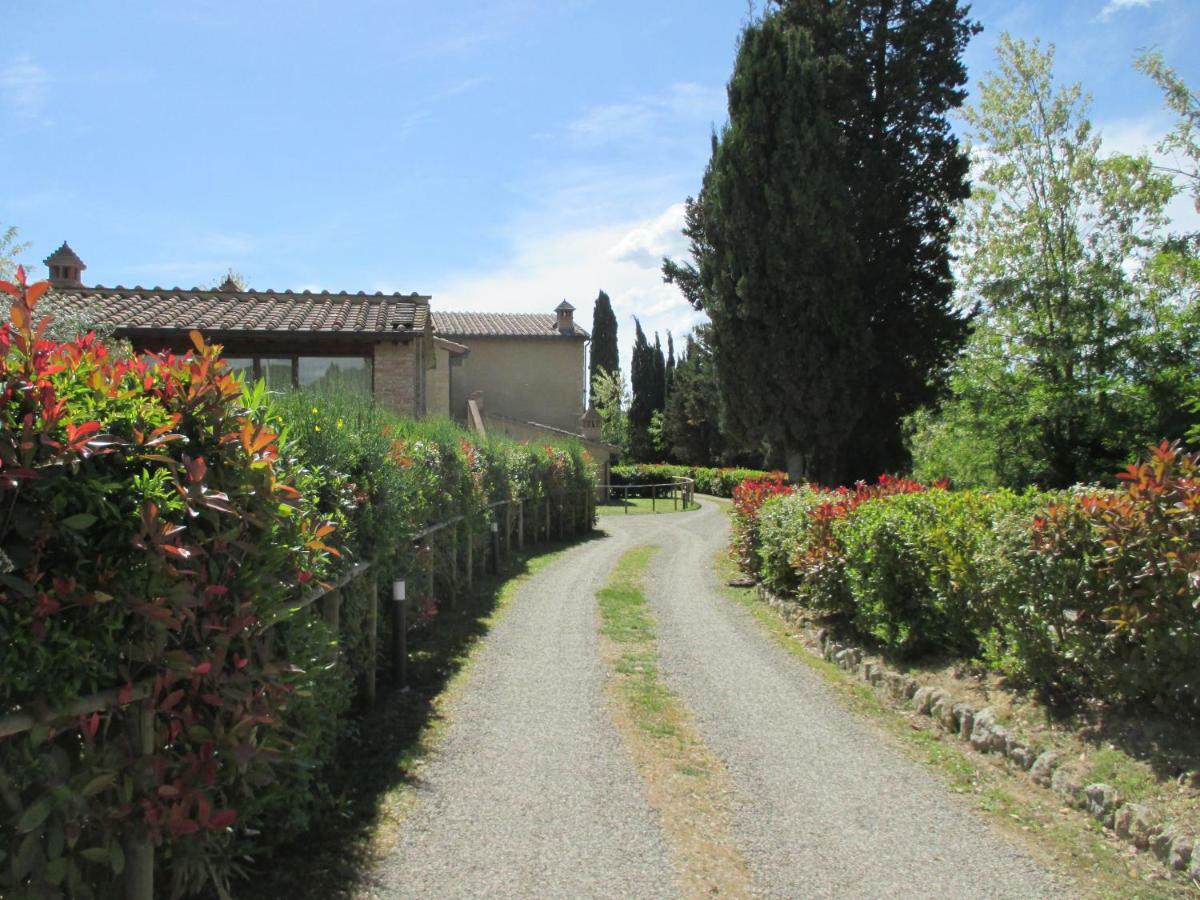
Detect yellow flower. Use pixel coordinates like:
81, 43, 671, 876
314, 425, 322, 432
311, 407, 319, 414
337, 418, 345, 429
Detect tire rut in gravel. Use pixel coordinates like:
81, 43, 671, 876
629, 500, 1066, 899
369, 535, 676, 899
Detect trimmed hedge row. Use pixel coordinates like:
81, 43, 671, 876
611, 463, 786, 498
0, 273, 595, 898
733, 444, 1200, 718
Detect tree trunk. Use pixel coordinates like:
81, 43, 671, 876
785, 448, 808, 485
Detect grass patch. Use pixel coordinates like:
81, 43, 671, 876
597, 546, 754, 899
596, 496, 698, 516
711, 545, 1192, 899
235, 537, 586, 900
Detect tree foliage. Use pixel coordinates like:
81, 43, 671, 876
665, 1, 976, 483
909, 36, 1196, 488
628, 319, 657, 461
0, 225, 28, 280
588, 290, 619, 396
775, 0, 979, 478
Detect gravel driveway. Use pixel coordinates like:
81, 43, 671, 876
372, 500, 1063, 899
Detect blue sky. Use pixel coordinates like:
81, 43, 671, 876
2, 0, 1197, 371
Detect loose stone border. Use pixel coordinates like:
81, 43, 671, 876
756, 586, 1200, 885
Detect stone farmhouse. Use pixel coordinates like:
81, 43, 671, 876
40, 242, 614, 476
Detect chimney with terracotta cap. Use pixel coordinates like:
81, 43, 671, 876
555, 300, 575, 334
44, 241, 86, 288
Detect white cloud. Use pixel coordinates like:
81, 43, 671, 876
567, 82, 725, 148
1097, 0, 1160, 22
427, 205, 706, 373
0, 55, 48, 121
607, 202, 689, 269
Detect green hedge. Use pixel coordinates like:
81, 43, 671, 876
0, 273, 595, 898
733, 444, 1200, 718
611, 463, 785, 498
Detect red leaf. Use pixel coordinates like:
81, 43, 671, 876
208, 809, 237, 830
193, 660, 212, 676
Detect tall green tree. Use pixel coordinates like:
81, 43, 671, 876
909, 36, 1188, 488
661, 329, 727, 465
628, 319, 658, 461
773, 0, 979, 478
589, 290, 620, 397
664, 9, 867, 484
651, 333, 666, 413
665, 331, 676, 398
665, 1, 977, 482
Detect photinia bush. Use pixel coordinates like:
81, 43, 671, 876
0, 269, 337, 897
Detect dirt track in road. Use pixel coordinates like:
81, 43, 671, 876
371, 500, 1062, 899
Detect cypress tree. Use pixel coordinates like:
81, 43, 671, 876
665, 332, 676, 398
776, 0, 979, 478
665, 10, 866, 484
628, 319, 657, 461
589, 290, 620, 394
652, 333, 667, 413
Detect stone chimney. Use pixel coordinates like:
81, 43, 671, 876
579, 402, 602, 442
44, 241, 86, 289
555, 300, 575, 334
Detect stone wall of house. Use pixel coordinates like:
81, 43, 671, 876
374, 340, 418, 417
449, 336, 586, 434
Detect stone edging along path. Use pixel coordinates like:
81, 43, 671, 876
755, 586, 1200, 886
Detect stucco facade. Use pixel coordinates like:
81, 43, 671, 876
448, 336, 585, 434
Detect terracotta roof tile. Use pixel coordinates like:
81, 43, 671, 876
44, 286, 430, 336
433, 311, 588, 339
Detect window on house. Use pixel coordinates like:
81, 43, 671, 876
224, 358, 254, 378
298, 356, 371, 395
261, 359, 294, 391
222, 355, 373, 396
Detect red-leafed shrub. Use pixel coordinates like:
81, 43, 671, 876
731, 475, 793, 573
738, 441, 1200, 716
987, 441, 1200, 712
0, 270, 337, 897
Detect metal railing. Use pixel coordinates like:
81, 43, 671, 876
599, 476, 695, 513
0, 487, 596, 900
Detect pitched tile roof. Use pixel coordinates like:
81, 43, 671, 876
433, 311, 589, 339
44, 286, 430, 336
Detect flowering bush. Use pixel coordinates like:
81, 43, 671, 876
737, 444, 1200, 716
0, 270, 336, 896
0, 270, 597, 898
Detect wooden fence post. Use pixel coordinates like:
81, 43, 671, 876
491, 521, 501, 574
624, 485, 630, 514
124, 701, 155, 900
320, 588, 341, 636
652, 484, 657, 513
392, 576, 408, 688
425, 541, 435, 608
505, 504, 513, 556
518, 501, 525, 550
449, 526, 458, 606
545, 499, 551, 541
465, 523, 474, 591
366, 573, 378, 705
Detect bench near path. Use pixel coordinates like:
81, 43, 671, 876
370, 500, 1063, 899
